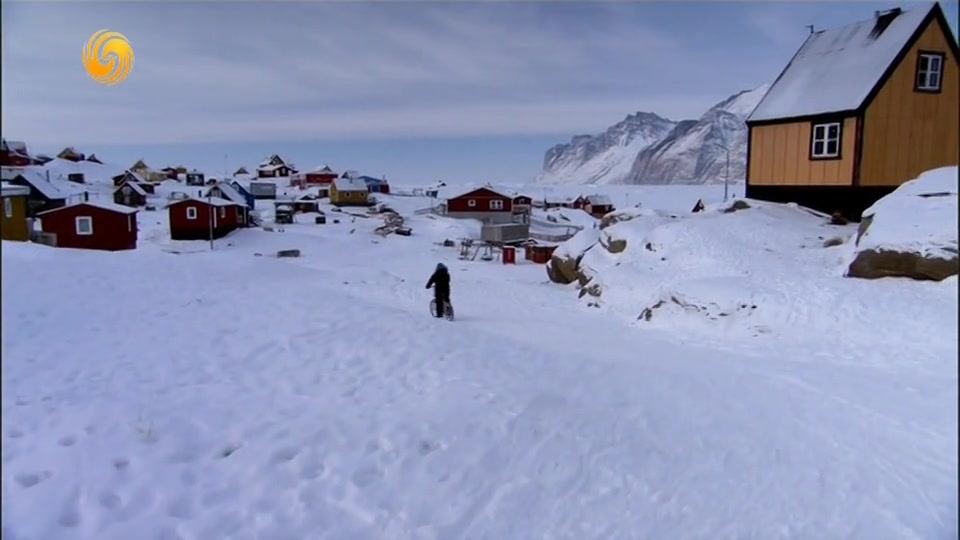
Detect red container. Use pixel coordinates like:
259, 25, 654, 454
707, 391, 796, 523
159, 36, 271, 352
502, 246, 516, 264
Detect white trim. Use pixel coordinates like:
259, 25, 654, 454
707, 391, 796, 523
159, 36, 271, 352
75, 216, 93, 235
4, 198, 12, 218
467, 199, 476, 207
489, 199, 504, 210
219, 207, 226, 219
917, 53, 944, 91
186, 207, 198, 220
811, 122, 841, 159
128, 214, 133, 232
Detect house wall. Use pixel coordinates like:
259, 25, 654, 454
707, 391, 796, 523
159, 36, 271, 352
446, 210, 516, 224
447, 189, 514, 213
860, 19, 960, 186
330, 186, 369, 205
40, 206, 137, 251
747, 117, 858, 186
168, 202, 243, 240
1, 195, 29, 241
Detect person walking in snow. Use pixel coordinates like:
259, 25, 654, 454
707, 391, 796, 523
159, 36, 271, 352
426, 263, 451, 318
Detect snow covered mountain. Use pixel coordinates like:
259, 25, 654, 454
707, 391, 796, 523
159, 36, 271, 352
538, 84, 769, 185
538, 112, 677, 185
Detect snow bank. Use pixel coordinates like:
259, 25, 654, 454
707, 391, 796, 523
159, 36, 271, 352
549, 198, 958, 349
855, 166, 958, 258
846, 166, 959, 281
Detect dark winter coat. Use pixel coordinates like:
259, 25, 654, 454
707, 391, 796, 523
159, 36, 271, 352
426, 267, 451, 298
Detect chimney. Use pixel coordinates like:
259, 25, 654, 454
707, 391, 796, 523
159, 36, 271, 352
84, 191, 89, 202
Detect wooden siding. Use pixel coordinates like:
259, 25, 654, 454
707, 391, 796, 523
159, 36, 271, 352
1, 194, 29, 241
860, 20, 960, 187
748, 117, 857, 186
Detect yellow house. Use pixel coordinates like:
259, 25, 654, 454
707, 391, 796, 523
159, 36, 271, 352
1, 182, 31, 241
329, 177, 370, 206
746, 2, 959, 219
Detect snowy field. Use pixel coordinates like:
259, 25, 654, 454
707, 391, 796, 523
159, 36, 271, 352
2, 179, 957, 539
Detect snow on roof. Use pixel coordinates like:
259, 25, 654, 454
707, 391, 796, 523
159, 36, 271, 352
6, 168, 82, 200
168, 196, 239, 208
587, 194, 614, 206
1, 182, 30, 196
2, 139, 28, 153
748, 3, 937, 122
37, 200, 138, 216
115, 180, 148, 196
333, 177, 367, 191
208, 182, 247, 206
311, 165, 336, 174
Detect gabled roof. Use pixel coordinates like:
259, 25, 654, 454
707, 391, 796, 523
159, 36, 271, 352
167, 196, 239, 208
748, 2, 955, 123
113, 170, 149, 184
333, 177, 367, 191
207, 182, 248, 206
586, 194, 614, 206
310, 164, 337, 174
234, 166, 249, 175
450, 187, 511, 200
37, 200, 138, 216
258, 154, 288, 168
6, 168, 79, 200
130, 159, 149, 170
114, 179, 148, 196
1, 139, 28, 154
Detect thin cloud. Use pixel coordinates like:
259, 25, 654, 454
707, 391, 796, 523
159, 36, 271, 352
2, 2, 775, 147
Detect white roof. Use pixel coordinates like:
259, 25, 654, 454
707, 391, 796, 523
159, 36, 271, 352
586, 194, 614, 206
208, 182, 247, 206
258, 163, 286, 172
2, 139, 28, 153
37, 200, 138, 216
115, 180, 148, 196
1, 182, 30, 196
333, 177, 367, 191
115, 170, 148, 184
311, 164, 336, 174
5, 168, 82, 200
748, 3, 937, 122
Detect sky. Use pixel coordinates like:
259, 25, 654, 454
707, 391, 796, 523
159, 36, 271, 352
2, 1, 958, 184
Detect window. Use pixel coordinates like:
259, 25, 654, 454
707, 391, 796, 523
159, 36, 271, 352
4, 198, 12, 218
186, 207, 198, 220
489, 199, 504, 210
916, 52, 945, 92
467, 199, 477, 207
219, 207, 226, 218
810, 122, 842, 159
75, 216, 93, 235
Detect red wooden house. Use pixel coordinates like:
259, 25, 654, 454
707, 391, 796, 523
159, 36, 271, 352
446, 187, 515, 224
37, 196, 138, 251
571, 195, 589, 210
296, 165, 339, 187
167, 197, 247, 240
584, 194, 615, 217
0, 139, 37, 167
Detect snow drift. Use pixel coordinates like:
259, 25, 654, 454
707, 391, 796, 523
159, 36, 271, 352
846, 166, 959, 281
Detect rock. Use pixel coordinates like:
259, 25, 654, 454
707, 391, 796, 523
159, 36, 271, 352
276, 249, 301, 258
600, 231, 627, 254
546, 254, 580, 284
600, 210, 642, 230
822, 236, 845, 248
829, 211, 848, 225
846, 248, 959, 281
721, 199, 751, 213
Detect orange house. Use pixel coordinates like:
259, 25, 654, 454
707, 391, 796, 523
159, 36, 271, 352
745, 2, 959, 220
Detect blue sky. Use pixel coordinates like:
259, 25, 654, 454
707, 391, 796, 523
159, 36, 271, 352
2, 1, 957, 184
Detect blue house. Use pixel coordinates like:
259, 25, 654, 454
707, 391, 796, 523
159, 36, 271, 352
358, 175, 390, 194
230, 181, 256, 209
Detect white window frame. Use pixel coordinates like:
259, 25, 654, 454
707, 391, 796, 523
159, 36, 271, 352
186, 207, 198, 220
4, 198, 12, 218
75, 216, 93, 235
467, 199, 476, 207
916, 52, 944, 92
489, 199, 504, 210
811, 122, 841, 159
219, 207, 226, 218
128, 215, 133, 232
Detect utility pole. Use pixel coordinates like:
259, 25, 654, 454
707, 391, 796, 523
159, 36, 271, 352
208, 190, 214, 251
716, 143, 732, 202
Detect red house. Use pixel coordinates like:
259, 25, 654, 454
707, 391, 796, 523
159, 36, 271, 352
304, 165, 338, 185
167, 197, 247, 240
37, 197, 138, 251
446, 187, 515, 224
584, 194, 615, 217
0, 139, 37, 167
571, 195, 588, 210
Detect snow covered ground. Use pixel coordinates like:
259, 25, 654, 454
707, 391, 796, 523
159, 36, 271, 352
2, 184, 957, 539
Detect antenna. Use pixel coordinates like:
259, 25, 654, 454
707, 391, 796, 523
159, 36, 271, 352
806, 24, 815, 34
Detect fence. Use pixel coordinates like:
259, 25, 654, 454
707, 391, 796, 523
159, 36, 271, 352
30, 230, 57, 247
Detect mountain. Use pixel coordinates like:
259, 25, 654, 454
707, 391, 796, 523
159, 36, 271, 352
538, 112, 678, 185
537, 84, 770, 185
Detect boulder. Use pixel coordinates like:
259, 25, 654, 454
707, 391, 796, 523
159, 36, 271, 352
546, 254, 580, 284
600, 230, 627, 254
721, 199, 751, 214
845, 166, 959, 281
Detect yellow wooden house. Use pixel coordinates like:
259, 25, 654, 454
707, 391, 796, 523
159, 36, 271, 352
1, 183, 31, 241
329, 177, 370, 207
745, 2, 959, 219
